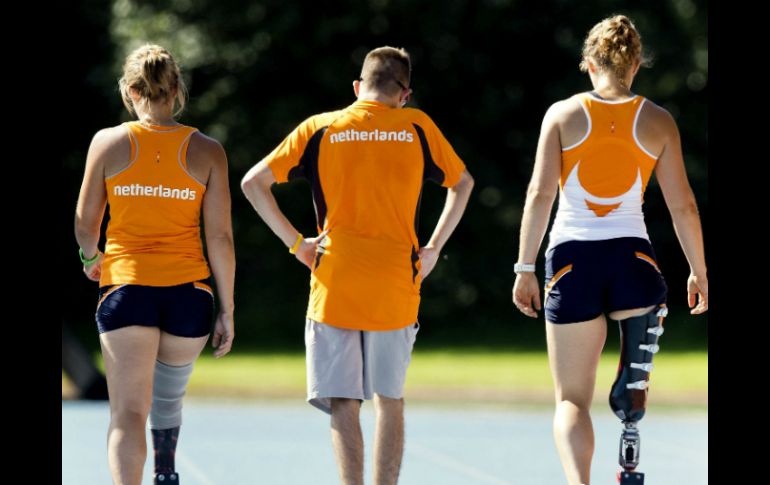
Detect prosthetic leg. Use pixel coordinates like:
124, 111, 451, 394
609, 304, 667, 484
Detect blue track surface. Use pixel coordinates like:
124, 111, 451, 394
62, 399, 707, 484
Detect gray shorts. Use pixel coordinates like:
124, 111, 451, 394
305, 319, 420, 414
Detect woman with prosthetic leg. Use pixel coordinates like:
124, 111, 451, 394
75, 44, 236, 485
512, 15, 708, 485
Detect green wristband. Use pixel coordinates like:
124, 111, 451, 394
79, 248, 100, 265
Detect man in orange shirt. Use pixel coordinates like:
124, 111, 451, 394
242, 46, 473, 484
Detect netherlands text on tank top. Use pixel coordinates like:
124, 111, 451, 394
100, 121, 211, 287
547, 92, 659, 252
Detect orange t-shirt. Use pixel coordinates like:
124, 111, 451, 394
100, 122, 211, 287
264, 100, 466, 330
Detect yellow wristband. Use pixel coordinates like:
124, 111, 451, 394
289, 233, 304, 254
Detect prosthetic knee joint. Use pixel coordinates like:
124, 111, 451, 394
609, 304, 667, 484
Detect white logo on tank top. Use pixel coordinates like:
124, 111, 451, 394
112, 184, 197, 201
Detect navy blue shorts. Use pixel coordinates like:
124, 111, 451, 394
544, 237, 667, 324
95, 278, 215, 337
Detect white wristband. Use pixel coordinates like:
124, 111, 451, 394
513, 263, 536, 274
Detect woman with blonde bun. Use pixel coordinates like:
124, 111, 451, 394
75, 44, 235, 485
512, 15, 707, 485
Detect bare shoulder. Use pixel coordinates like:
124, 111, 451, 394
187, 130, 227, 186
89, 125, 131, 179
639, 98, 678, 138
544, 96, 584, 125
188, 131, 227, 163
546, 95, 588, 148
90, 125, 130, 157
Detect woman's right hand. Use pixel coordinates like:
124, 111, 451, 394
687, 273, 708, 314
82, 252, 104, 282
513, 272, 542, 318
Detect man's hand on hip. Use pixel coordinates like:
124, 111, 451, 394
295, 229, 330, 270
418, 246, 440, 280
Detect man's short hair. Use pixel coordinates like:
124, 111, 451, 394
360, 46, 411, 97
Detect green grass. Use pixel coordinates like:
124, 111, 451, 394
65, 349, 706, 407
405, 350, 707, 408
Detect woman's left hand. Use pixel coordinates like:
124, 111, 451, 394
687, 273, 708, 314
212, 311, 235, 358
513, 272, 541, 318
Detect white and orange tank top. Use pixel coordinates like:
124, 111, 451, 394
546, 92, 658, 252
100, 121, 211, 287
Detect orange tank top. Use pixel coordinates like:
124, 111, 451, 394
100, 121, 211, 287
546, 92, 658, 252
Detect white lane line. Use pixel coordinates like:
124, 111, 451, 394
407, 441, 513, 485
